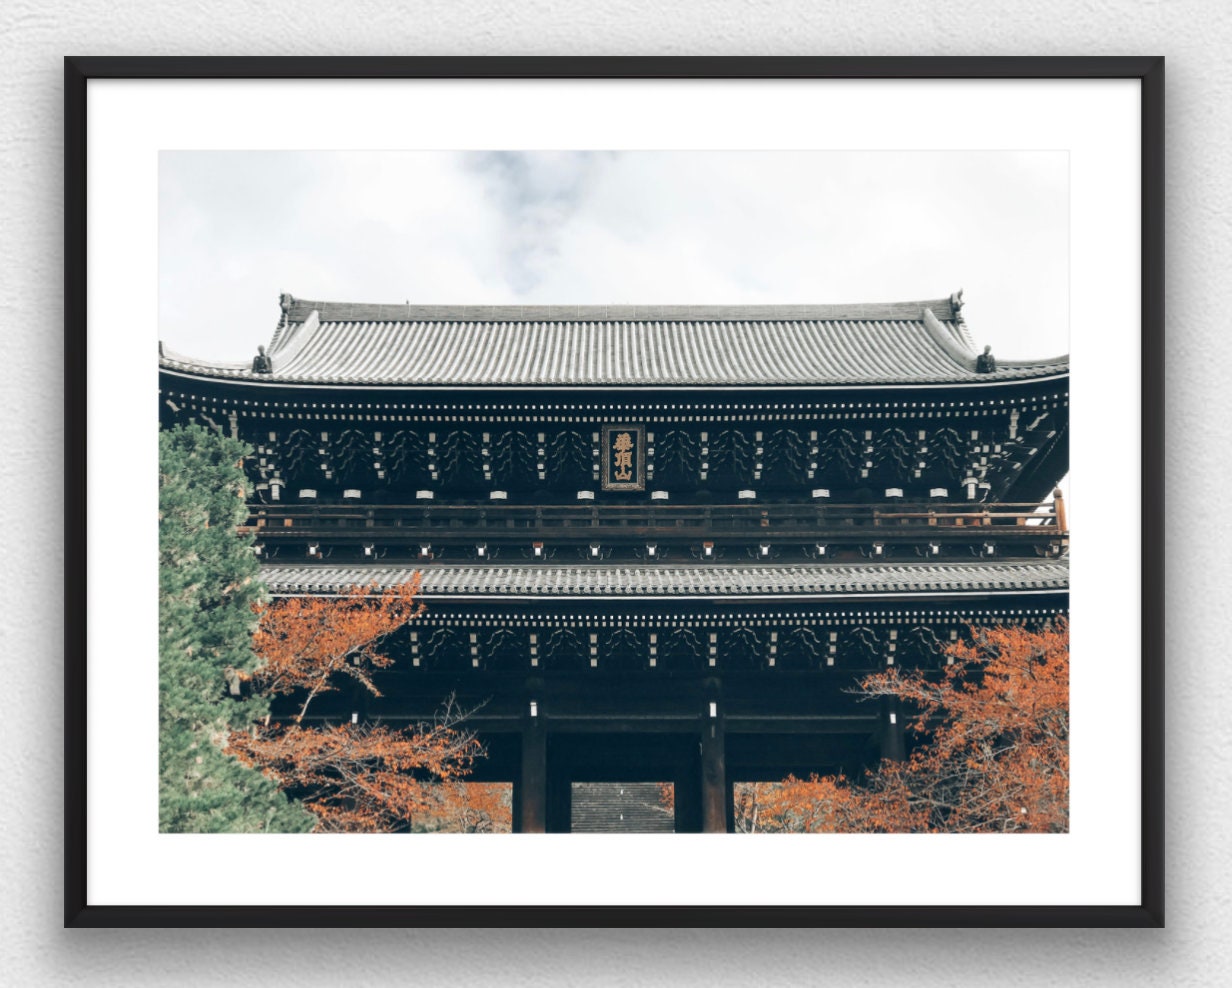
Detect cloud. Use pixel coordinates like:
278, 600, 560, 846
464, 151, 619, 293
160, 150, 1068, 362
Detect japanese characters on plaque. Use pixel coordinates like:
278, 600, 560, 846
601, 424, 645, 491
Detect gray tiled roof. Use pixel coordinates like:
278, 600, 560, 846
159, 296, 1069, 387
260, 559, 1069, 598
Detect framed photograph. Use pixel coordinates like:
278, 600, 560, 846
65, 56, 1163, 927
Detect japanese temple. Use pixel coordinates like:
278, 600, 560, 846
158, 291, 1070, 833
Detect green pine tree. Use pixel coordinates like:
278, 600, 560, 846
159, 424, 315, 833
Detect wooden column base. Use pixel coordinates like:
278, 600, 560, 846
519, 720, 547, 834
701, 719, 728, 834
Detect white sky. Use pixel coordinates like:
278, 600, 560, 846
159, 150, 1069, 364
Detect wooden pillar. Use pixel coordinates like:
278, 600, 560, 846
519, 716, 547, 834
880, 696, 906, 763
1052, 487, 1068, 532
546, 763, 572, 834
701, 687, 727, 833
674, 767, 702, 833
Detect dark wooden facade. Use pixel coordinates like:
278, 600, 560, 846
160, 294, 1070, 833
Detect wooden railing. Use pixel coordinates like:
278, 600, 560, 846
241, 501, 1064, 538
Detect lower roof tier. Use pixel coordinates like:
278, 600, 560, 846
261, 558, 1069, 600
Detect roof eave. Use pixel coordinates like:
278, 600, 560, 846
157, 365, 1071, 390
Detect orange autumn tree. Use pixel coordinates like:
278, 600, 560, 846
226, 705, 506, 834
736, 618, 1069, 834
246, 579, 424, 723
226, 579, 510, 833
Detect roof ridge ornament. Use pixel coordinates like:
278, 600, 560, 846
949, 288, 965, 323
251, 344, 272, 374
975, 344, 997, 374
278, 292, 294, 329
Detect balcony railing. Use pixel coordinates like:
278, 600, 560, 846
241, 501, 1063, 540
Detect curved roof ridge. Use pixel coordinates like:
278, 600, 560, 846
158, 342, 248, 370
283, 296, 961, 325
922, 307, 977, 372
268, 308, 319, 360
997, 354, 1071, 369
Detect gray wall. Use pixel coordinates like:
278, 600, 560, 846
1, 2, 1217, 983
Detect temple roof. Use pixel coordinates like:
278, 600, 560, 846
260, 559, 1069, 599
159, 294, 1069, 388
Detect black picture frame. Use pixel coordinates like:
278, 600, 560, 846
65, 55, 1164, 929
